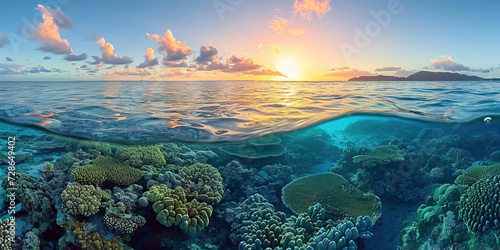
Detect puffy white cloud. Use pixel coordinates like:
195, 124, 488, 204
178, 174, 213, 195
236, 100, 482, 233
147, 30, 192, 65
293, 0, 332, 20
32, 4, 72, 55
137, 48, 159, 68
96, 37, 133, 64
269, 16, 305, 36
430, 56, 470, 71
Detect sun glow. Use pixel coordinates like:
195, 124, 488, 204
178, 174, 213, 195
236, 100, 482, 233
277, 58, 302, 80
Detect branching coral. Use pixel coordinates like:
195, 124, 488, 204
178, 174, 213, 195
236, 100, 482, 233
61, 182, 102, 217
115, 145, 166, 168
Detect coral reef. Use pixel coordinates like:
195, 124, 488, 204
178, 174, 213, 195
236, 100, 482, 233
73, 221, 123, 250
459, 174, 500, 233
455, 164, 500, 185
115, 145, 166, 168
352, 145, 405, 168
142, 185, 214, 234
282, 173, 382, 222
179, 163, 224, 204
307, 216, 374, 250
104, 214, 146, 234
72, 156, 144, 185
0, 219, 14, 250
101, 185, 143, 217
61, 182, 103, 217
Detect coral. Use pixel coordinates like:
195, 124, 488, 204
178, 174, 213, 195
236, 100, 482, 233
179, 163, 224, 204
77, 140, 113, 156
138, 197, 149, 207
115, 145, 166, 168
352, 145, 405, 168
491, 150, 500, 162
143, 171, 186, 190
61, 182, 102, 217
219, 136, 285, 159
23, 230, 40, 250
459, 174, 500, 233
101, 184, 143, 217
142, 185, 214, 234
0, 219, 14, 250
307, 216, 374, 250
220, 160, 254, 191
282, 173, 382, 222
104, 214, 146, 234
455, 164, 500, 185
73, 221, 123, 250
237, 208, 287, 249
72, 156, 144, 185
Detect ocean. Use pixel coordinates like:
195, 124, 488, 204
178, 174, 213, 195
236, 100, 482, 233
1, 80, 500, 249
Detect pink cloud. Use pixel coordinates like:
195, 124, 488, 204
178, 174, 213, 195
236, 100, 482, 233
96, 37, 133, 64
375, 66, 402, 71
327, 67, 376, 78
147, 30, 192, 65
107, 68, 151, 76
32, 4, 72, 55
293, 0, 332, 20
430, 56, 470, 71
224, 56, 261, 72
137, 48, 159, 68
269, 16, 305, 36
195, 45, 218, 64
245, 69, 286, 77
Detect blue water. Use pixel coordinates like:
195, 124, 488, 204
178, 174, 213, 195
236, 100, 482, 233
1, 80, 500, 249
1, 81, 499, 143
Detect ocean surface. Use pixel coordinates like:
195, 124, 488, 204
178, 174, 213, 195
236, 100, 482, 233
1, 81, 499, 143
1, 80, 500, 249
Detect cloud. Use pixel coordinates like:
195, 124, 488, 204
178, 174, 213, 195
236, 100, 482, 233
42, 5, 74, 29
5, 57, 13, 62
258, 44, 281, 54
245, 69, 286, 77
147, 30, 192, 65
293, 0, 332, 20
269, 16, 305, 36
195, 45, 218, 64
197, 62, 229, 71
107, 68, 151, 76
84, 30, 100, 41
88, 56, 103, 65
64, 53, 88, 61
32, 4, 73, 55
327, 66, 376, 78
164, 60, 188, 68
472, 66, 500, 73
430, 56, 470, 71
0, 33, 8, 48
23, 66, 61, 74
223, 55, 261, 72
375, 66, 402, 71
137, 48, 159, 68
0, 63, 23, 75
43, 56, 51, 60
96, 37, 133, 64
80, 65, 88, 69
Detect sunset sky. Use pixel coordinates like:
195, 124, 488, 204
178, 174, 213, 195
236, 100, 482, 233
0, 0, 499, 81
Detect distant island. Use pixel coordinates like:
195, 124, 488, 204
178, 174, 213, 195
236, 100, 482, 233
348, 71, 500, 81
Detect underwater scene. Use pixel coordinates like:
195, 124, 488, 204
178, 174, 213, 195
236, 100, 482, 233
2, 1, 500, 250
0, 80, 500, 250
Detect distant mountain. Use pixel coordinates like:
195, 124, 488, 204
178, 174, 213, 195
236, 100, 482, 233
348, 71, 500, 81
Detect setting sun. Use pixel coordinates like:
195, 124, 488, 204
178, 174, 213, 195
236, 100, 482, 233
277, 58, 302, 80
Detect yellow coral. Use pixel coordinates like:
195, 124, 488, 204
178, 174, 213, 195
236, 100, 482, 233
73, 221, 123, 250
61, 182, 102, 217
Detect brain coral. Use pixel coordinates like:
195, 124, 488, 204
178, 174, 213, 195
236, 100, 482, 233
61, 182, 102, 217
282, 173, 381, 222
179, 163, 224, 204
72, 156, 144, 185
142, 185, 214, 233
459, 174, 500, 233
115, 145, 166, 168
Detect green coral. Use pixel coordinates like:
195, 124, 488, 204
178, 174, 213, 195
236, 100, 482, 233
142, 185, 213, 234
61, 182, 102, 217
282, 173, 381, 222
115, 145, 166, 168
352, 145, 405, 168
219, 136, 285, 159
78, 140, 113, 156
0, 219, 14, 250
238, 208, 287, 249
459, 174, 500, 233
73, 221, 123, 250
178, 163, 224, 204
72, 156, 144, 185
455, 164, 500, 185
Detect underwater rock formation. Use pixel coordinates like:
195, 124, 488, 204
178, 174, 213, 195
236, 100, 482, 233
72, 156, 144, 185
282, 173, 382, 222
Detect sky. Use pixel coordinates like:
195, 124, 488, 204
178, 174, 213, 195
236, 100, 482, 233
0, 0, 499, 81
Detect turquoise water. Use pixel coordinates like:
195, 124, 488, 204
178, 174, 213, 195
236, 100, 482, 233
0, 81, 500, 249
